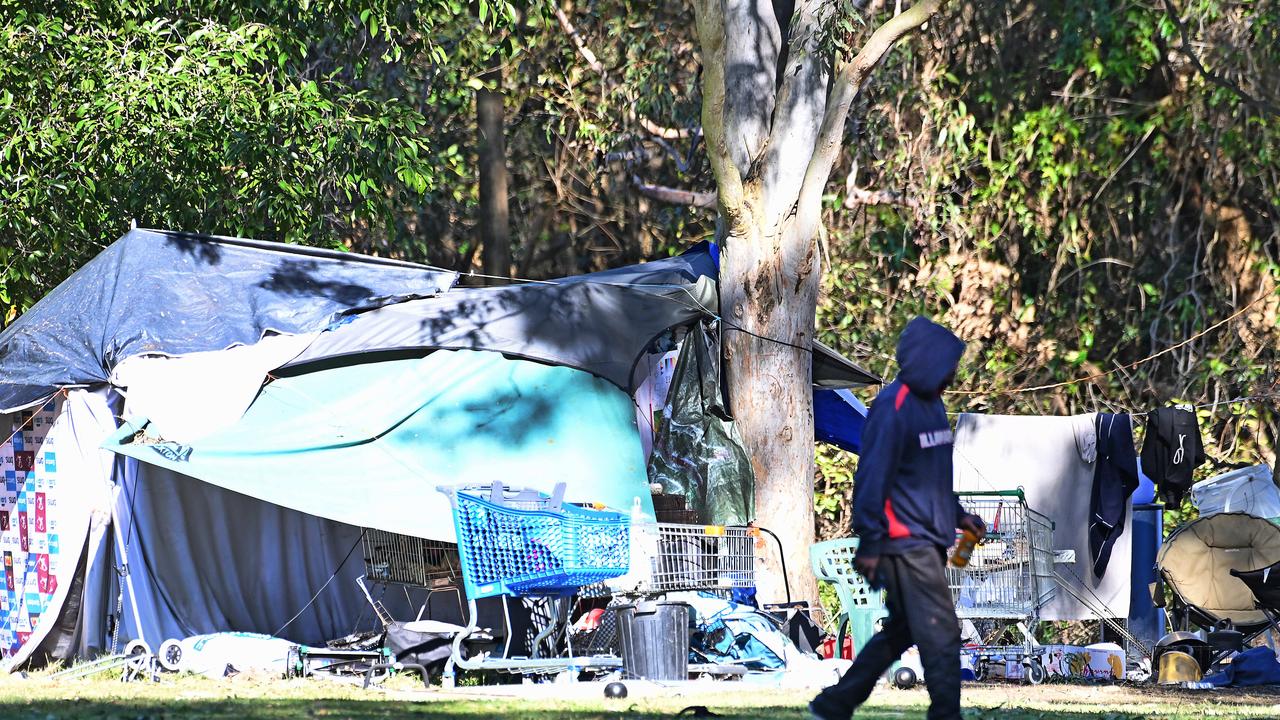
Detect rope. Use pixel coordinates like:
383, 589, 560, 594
951, 293, 1269, 396
272, 529, 366, 638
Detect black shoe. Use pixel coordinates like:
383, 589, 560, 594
808, 699, 850, 720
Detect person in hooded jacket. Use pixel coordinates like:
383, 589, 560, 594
811, 316, 985, 720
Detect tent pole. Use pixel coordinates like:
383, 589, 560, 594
110, 498, 146, 651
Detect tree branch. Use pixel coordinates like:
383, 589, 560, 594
632, 175, 717, 208
693, 0, 748, 232
1159, 0, 1280, 118
843, 186, 918, 208
554, 5, 693, 139
756, 0, 830, 221
632, 179, 910, 211
795, 0, 947, 236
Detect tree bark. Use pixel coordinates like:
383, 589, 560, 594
477, 67, 511, 283
722, 219, 821, 604
693, 0, 948, 604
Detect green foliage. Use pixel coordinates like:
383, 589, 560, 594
811, 0, 1279, 537
0, 0, 518, 321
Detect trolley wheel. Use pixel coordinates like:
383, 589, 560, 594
157, 639, 183, 672
892, 666, 917, 689
123, 639, 152, 658
972, 662, 988, 682
1024, 660, 1046, 685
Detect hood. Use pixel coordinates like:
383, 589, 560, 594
895, 316, 965, 397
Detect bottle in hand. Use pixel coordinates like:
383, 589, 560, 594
950, 529, 980, 568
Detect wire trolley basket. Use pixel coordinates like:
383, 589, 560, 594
600, 522, 760, 596
948, 490, 1055, 620
361, 530, 461, 588
440, 481, 631, 599
648, 523, 758, 592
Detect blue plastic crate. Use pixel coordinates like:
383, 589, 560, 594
441, 483, 630, 599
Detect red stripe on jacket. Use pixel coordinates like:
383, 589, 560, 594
885, 499, 912, 539
885, 383, 914, 539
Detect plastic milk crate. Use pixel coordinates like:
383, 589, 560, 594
440, 482, 631, 599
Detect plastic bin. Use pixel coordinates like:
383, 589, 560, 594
616, 601, 691, 680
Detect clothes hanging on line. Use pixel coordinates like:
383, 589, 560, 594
1089, 413, 1140, 579
1140, 407, 1206, 507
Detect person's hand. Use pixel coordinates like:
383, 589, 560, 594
854, 553, 880, 587
959, 513, 987, 540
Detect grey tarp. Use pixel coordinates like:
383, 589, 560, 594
0, 229, 458, 413
282, 239, 876, 393
813, 340, 880, 388
284, 275, 719, 392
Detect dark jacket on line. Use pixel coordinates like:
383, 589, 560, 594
1089, 412, 1140, 578
1141, 407, 1205, 507
853, 317, 966, 559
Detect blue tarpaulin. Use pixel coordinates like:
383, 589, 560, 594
103, 349, 656, 540
814, 388, 869, 454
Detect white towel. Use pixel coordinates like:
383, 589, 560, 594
953, 413, 1131, 621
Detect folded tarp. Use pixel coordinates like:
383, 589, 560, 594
0, 229, 458, 413
103, 349, 656, 540
1191, 464, 1280, 520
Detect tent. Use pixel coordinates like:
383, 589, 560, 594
0, 229, 876, 667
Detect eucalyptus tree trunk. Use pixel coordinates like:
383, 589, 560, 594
692, 0, 947, 602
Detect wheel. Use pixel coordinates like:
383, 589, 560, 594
157, 639, 183, 672
972, 662, 988, 682
1025, 660, 1046, 685
122, 639, 151, 658
892, 666, 917, 689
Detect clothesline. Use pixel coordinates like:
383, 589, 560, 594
949, 292, 1269, 396
945, 392, 1280, 419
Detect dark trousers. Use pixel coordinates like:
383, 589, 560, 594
813, 546, 961, 720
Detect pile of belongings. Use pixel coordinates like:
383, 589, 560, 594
666, 591, 848, 686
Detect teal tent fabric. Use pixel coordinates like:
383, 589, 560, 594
103, 350, 655, 541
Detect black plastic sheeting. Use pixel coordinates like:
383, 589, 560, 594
0, 229, 458, 412
647, 325, 754, 524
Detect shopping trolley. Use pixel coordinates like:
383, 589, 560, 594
438, 481, 631, 684
948, 490, 1055, 684
358, 529, 463, 625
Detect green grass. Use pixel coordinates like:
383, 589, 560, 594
0, 674, 1277, 719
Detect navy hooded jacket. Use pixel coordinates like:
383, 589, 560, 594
853, 317, 967, 558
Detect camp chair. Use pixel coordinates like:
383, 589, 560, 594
1156, 512, 1280, 659
811, 539, 888, 657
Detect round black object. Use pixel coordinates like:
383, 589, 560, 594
1025, 660, 1046, 685
892, 666, 917, 689
604, 681, 628, 699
